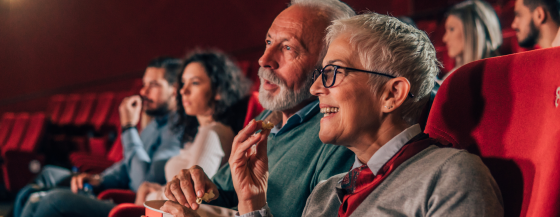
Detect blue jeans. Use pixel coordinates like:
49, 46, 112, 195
20, 188, 115, 217
14, 165, 73, 217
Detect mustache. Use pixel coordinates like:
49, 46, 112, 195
140, 95, 153, 103
258, 67, 286, 86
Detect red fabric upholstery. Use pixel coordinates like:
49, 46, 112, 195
90, 92, 115, 132
106, 133, 123, 162
2, 113, 29, 156
88, 137, 108, 157
71, 133, 123, 173
2, 151, 45, 192
46, 94, 66, 124
74, 93, 97, 126
425, 47, 560, 217
19, 112, 46, 153
57, 94, 81, 126
108, 203, 145, 217
243, 91, 264, 127
0, 113, 15, 147
97, 189, 136, 204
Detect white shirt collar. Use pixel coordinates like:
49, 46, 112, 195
351, 124, 422, 175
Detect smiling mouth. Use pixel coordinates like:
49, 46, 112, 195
320, 107, 339, 116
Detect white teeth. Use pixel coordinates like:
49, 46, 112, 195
321, 107, 339, 114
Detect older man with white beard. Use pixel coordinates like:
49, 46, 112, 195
159, 1, 356, 217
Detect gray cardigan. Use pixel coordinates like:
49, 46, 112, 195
240, 145, 504, 217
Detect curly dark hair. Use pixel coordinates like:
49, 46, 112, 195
174, 50, 252, 143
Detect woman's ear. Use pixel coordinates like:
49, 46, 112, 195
214, 92, 222, 101
381, 77, 411, 113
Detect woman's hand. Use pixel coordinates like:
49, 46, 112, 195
160, 200, 201, 217
229, 120, 271, 215
135, 181, 163, 206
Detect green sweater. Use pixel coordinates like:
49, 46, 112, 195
209, 109, 355, 217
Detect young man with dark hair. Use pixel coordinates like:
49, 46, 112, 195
512, 0, 560, 48
14, 57, 184, 217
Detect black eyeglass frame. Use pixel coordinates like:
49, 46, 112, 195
313, 64, 414, 98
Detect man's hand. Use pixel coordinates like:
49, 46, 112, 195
70, 173, 101, 193
119, 95, 142, 127
160, 200, 201, 217
135, 181, 163, 206
164, 165, 218, 210
230, 120, 271, 215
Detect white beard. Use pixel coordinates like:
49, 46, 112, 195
258, 67, 314, 111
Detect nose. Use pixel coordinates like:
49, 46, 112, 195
310, 74, 327, 96
511, 18, 517, 30
442, 31, 449, 44
180, 84, 189, 96
258, 46, 279, 69
139, 86, 148, 96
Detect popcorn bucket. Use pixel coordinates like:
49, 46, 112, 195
144, 200, 173, 217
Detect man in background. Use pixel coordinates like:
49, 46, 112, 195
14, 57, 184, 217
512, 0, 560, 48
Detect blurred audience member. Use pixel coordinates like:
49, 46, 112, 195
15, 57, 184, 217
439, 0, 502, 84
160, 1, 356, 217
512, 0, 560, 49
134, 50, 251, 206
229, 12, 503, 217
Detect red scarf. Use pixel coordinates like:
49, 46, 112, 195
338, 134, 434, 217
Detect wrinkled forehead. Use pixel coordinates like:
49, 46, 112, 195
268, 6, 330, 49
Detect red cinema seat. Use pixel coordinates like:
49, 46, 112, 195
19, 112, 46, 153
0, 113, 16, 147
90, 92, 115, 132
46, 94, 66, 124
3, 112, 46, 192
425, 47, 560, 217
57, 94, 81, 126
2, 113, 30, 156
73, 93, 97, 126
71, 133, 123, 174
243, 91, 264, 127
108, 203, 145, 217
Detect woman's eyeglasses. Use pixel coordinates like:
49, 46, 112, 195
312, 64, 414, 98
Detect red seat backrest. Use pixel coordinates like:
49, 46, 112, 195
74, 93, 97, 126
46, 94, 66, 124
58, 94, 81, 126
19, 112, 46, 153
106, 133, 123, 163
425, 47, 560, 217
0, 113, 16, 147
243, 91, 264, 127
2, 113, 30, 156
90, 92, 115, 131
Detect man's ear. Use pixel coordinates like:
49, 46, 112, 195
381, 77, 411, 113
533, 6, 547, 25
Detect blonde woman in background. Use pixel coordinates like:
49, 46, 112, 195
439, 0, 502, 85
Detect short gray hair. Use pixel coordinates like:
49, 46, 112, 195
290, 0, 356, 66
326, 12, 440, 124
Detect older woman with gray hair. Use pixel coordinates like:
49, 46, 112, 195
228, 12, 504, 217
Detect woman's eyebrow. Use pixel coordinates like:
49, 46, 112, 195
326, 59, 345, 65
